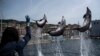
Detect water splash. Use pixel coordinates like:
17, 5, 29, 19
80, 32, 92, 56
54, 36, 64, 56
35, 28, 44, 56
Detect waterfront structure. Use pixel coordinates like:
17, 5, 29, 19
0, 19, 36, 37
90, 20, 100, 37
64, 24, 79, 38
0, 19, 80, 39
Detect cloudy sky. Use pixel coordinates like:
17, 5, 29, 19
0, 0, 100, 24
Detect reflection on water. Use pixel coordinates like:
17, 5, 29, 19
23, 36, 100, 56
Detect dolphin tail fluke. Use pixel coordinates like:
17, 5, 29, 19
43, 14, 47, 19
43, 14, 47, 22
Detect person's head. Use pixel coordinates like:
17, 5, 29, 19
1, 27, 19, 46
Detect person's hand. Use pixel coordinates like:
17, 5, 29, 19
25, 15, 30, 23
25, 15, 30, 26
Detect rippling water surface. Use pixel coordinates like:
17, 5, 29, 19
23, 37, 100, 56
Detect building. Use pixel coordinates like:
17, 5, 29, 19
0, 19, 80, 39
64, 24, 80, 39
90, 20, 100, 38
0, 19, 36, 38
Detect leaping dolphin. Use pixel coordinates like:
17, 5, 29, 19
47, 16, 66, 36
73, 7, 91, 32
36, 14, 47, 28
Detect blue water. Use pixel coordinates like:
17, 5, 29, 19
23, 38, 100, 56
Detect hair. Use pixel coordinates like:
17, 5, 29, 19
0, 27, 19, 47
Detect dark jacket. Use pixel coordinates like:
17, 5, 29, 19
0, 26, 31, 56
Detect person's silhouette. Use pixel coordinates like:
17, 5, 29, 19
0, 15, 31, 56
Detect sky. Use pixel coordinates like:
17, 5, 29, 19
0, 0, 100, 24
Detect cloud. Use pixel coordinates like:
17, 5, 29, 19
1, 0, 100, 24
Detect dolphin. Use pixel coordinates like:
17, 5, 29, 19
47, 16, 66, 36
73, 7, 91, 32
36, 14, 47, 28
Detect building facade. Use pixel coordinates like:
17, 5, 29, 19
0, 19, 80, 39
90, 20, 100, 38
0, 19, 36, 38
